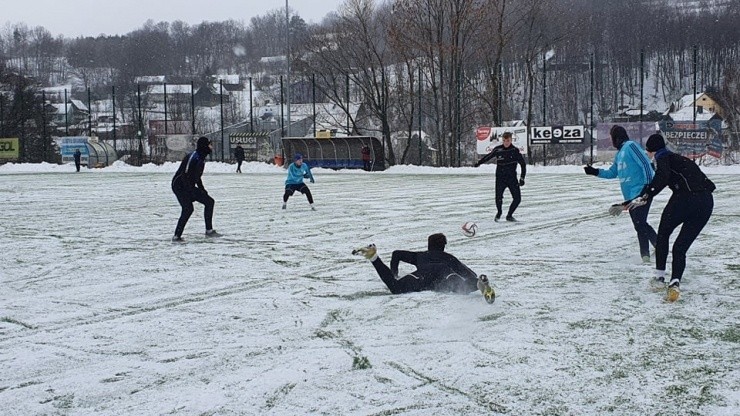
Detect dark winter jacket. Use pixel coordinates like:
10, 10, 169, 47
642, 148, 715, 198
234, 146, 245, 161
476, 144, 527, 179
172, 150, 208, 192
390, 249, 477, 291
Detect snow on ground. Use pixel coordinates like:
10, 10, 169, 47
1, 162, 739, 415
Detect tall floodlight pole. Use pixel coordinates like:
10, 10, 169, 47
312, 74, 316, 137
249, 77, 254, 133
590, 53, 594, 165
112, 86, 117, 152
418, 65, 422, 165
285, 0, 291, 137
220, 79, 224, 161
542, 52, 547, 166
64, 89, 69, 136
640, 49, 644, 123
693, 45, 697, 125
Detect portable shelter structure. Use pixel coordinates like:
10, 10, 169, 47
59, 136, 118, 168
281, 136, 385, 170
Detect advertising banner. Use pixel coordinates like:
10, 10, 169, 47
530, 125, 585, 145
229, 133, 272, 162
0, 138, 20, 160
658, 120, 722, 158
60, 137, 89, 164
475, 126, 527, 155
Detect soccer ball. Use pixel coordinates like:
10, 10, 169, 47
461, 222, 478, 237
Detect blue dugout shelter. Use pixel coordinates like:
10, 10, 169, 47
281, 136, 385, 171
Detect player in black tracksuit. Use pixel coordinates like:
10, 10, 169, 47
171, 136, 219, 241
636, 134, 715, 296
475, 132, 527, 221
355, 233, 480, 294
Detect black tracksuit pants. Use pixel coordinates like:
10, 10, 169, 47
370, 253, 478, 295
371, 257, 426, 294
495, 175, 521, 217
656, 192, 713, 281
173, 185, 214, 237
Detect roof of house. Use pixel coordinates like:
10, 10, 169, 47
213, 74, 240, 85
259, 56, 286, 64
668, 106, 719, 122
146, 84, 193, 95
678, 93, 705, 109
135, 75, 166, 84
70, 99, 89, 112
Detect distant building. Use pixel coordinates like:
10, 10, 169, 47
665, 92, 724, 122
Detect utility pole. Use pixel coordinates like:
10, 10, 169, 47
285, 0, 291, 137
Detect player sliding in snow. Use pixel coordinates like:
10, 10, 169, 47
353, 233, 495, 303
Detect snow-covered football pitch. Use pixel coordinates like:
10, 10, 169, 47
1, 162, 739, 415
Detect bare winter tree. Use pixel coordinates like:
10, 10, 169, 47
300, 0, 398, 165
389, 0, 492, 166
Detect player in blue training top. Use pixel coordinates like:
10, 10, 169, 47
282, 153, 316, 210
583, 125, 657, 262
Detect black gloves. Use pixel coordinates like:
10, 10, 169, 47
584, 165, 599, 176
519, 178, 525, 186
608, 203, 624, 216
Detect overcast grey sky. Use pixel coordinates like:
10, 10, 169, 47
0, 0, 344, 38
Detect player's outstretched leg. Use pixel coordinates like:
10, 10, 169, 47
352, 244, 377, 260
477, 274, 495, 304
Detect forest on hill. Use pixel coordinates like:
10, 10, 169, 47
1, 0, 739, 165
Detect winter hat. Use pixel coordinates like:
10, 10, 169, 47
610, 125, 629, 150
197, 136, 212, 154
294, 153, 303, 161
645, 134, 666, 152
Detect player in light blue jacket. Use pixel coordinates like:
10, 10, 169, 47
282, 153, 316, 210
584, 125, 657, 262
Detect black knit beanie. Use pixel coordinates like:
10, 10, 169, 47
610, 125, 629, 150
645, 134, 666, 152
197, 136, 212, 155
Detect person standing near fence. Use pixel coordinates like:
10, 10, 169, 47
234, 145, 245, 173
361, 145, 371, 171
73, 149, 81, 172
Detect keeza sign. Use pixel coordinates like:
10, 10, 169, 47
530, 126, 585, 144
